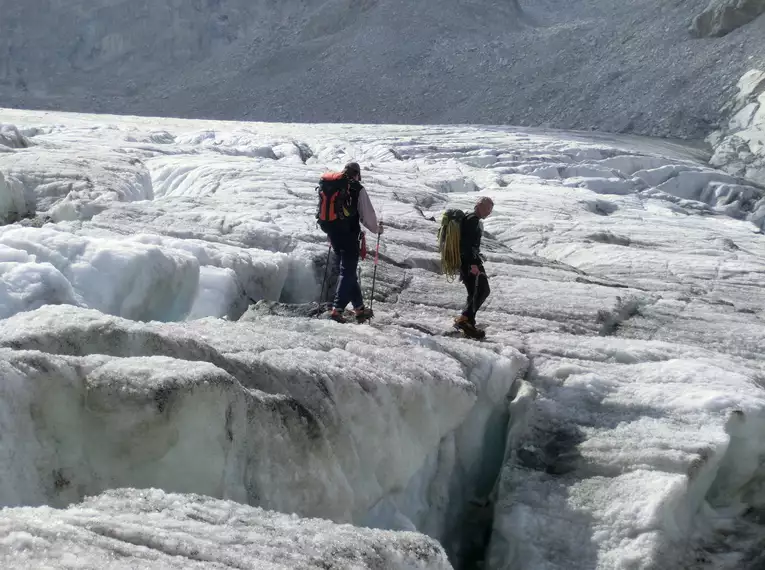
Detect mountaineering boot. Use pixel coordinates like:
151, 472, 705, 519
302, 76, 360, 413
453, 315, 474, 334
329, 308, 347, 323
471, 327, 486, 340
354, 306, 374, 323
454, 315, 484, 339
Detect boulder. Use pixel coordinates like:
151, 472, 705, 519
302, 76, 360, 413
690, 0, 765, 38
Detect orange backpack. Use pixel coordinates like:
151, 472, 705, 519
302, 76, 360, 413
316, 172, 355, 223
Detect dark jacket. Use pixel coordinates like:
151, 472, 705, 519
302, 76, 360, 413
460, 213, 483, 274
342, 180, 364, 238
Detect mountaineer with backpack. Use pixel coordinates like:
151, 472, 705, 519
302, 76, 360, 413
438, 196, 494, 339
316, 162, 383, 324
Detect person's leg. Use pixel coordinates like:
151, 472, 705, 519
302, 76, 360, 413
352, 279, 374, 322
349, 230, 374, 319
326, 248, 341, 303
460, 271, 478, 323
350, 241, 364, 311
332, 230, 359, 313
339, 244, 360, 310
325, 229, 346, 314
472, 273, 491, 318
350, 280, 364, 311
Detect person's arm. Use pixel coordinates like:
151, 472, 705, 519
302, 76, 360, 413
357, 186, 380, 234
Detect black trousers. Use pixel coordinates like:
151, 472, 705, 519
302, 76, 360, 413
322, 223, 363, 310
461, 269, 490, 323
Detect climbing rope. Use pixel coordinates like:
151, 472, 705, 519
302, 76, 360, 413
438, 216, 462, 283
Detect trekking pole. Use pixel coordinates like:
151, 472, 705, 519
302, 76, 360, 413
319, 243, 331, 304
358, 232, 364, 291
369, 229, 381, 313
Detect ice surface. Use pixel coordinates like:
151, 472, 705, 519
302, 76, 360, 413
487, 334, 765, 570
0, 226, 199, 321
362, 341, 528, 566
0, 108, 764, 569
0, 124, 30, 149
0, 243, 79, 318
710, 69, 765, 186
0, 143, 153, 222
0, 488, 452, 569
0, 304, 496, 525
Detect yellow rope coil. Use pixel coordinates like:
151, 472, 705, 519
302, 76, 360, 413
439, 218, 462, 283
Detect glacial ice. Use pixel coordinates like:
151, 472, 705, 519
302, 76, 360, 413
0, 488, 452, 569
0, 108, 764, 569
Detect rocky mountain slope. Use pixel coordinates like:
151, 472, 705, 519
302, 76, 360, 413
2, 0, 764, 139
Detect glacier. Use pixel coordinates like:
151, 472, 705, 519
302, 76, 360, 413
0, 488, 452, 569
710, 68, 765, 187
0, 107, 765, 569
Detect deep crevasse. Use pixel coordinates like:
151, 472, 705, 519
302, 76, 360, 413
0, 304, 526, 544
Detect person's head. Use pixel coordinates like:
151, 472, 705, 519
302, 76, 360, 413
474, 196, 494, 219
343, 162, 361, 182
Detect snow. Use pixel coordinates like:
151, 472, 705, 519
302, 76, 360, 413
0, 108, 764, 569
0, 488, 452, 569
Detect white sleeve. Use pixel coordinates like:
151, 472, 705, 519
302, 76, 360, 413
357, 187, 379, 233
